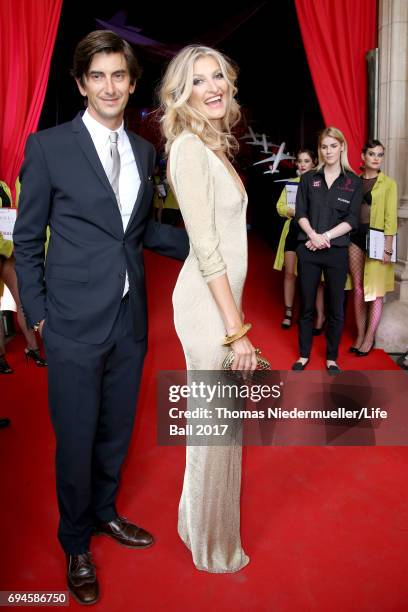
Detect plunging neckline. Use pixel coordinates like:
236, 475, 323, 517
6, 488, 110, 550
167, 135, 247, 202
206, 147, 247, 200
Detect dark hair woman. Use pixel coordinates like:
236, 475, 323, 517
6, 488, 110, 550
348, 140, 398, 356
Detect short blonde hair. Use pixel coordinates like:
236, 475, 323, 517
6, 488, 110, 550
317, 126, 355, 173
158, 45, 241, 157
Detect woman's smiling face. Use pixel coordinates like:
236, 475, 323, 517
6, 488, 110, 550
188, 55, 228, 127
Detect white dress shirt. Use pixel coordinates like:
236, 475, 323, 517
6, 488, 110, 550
82, 109, 140, 296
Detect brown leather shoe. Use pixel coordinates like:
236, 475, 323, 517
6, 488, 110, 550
66, 552, 99, 605
94, 516, 154, 548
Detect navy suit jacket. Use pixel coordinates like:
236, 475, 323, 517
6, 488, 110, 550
14, 113, 156, 344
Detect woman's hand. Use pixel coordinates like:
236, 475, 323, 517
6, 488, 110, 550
382, 251, 392, 265
229, 335, 257, 372
38, 319, 45, 337
307, 231, 330, 250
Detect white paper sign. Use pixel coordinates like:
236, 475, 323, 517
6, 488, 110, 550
157, 184, 167, 198
0, 208, 17, 240
0, 285, 17, 312
285, 184, 298, 209
367, 228, 397, 262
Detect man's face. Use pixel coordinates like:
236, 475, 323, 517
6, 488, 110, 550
76, 51, 135, 129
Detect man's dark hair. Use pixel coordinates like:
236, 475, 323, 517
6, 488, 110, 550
71, 30, 141, 86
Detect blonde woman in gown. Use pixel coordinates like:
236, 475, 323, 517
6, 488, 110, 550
159, 46, 257, 572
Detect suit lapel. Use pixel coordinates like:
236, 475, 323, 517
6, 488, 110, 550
71, 113, 124, 236
126, 131, 148, 233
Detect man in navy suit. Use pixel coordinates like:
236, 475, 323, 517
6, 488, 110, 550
14, 31, 157, 605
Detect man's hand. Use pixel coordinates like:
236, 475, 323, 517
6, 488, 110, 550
37, 319, 45, 337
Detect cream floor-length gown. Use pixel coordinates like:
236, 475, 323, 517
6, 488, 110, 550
169, 131, 249, 573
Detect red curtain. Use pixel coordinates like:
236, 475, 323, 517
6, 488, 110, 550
295, 0, 377, 171
0, 0, 62, 200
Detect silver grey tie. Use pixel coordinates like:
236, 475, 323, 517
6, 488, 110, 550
109, 131, 121, 209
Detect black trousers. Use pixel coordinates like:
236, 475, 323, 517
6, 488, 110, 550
43, 296, 146, 554
297, 243, 348, 360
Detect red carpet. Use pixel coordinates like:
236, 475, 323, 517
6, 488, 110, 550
1, 234, 407, 611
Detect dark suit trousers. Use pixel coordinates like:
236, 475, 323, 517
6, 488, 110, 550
43, 296, 146, 554
297, 243, 348, 360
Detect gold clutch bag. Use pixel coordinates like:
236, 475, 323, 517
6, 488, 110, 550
221, 348, 271, 371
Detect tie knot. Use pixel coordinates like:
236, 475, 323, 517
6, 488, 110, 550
109, 132, 119, 145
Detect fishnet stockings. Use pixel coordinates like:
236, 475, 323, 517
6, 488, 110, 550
359, 298, 383, 352
349, 243, 383, 352
349, 244, 367, 348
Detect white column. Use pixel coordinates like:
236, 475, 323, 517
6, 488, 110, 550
375, 0, 408, 351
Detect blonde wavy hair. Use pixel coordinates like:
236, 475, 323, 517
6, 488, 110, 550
158, 45, 241, 157
317, 126, 355, 173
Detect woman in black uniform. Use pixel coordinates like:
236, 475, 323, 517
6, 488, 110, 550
273, 150, 326, 333
293, 127, 362, 372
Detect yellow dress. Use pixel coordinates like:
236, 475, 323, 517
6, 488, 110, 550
0, 182, 14, 298
153, 179, 179, 210
273, 177, 300, 271
362, 172, 398, 301
14, 177, 21, 207
1, 182, 15, 245
169, 131, 249, 573
0, 230, 13, 259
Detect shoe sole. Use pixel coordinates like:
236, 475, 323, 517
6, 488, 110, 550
67, 584, 100, 606
93, 531, 155, 549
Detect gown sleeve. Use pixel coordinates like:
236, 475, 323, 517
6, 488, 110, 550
170, 134, 226, 282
